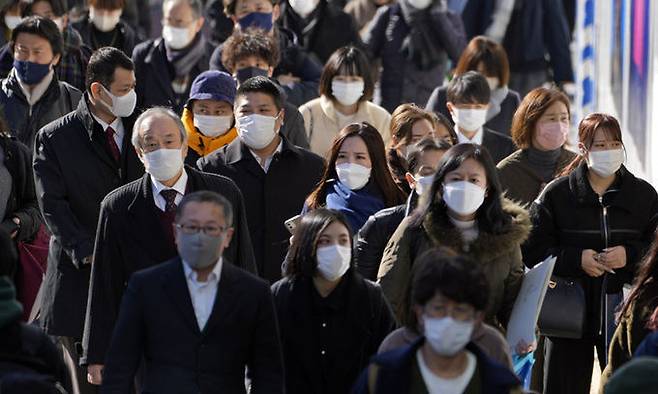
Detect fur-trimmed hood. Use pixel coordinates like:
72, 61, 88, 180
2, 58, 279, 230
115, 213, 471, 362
422, 198, 532, 262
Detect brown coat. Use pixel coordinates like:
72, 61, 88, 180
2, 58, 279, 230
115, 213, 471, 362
377, 199, 531, 328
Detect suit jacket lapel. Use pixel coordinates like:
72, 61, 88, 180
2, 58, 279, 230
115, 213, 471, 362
201, 262, 238, 336
162, 258, 201, 335
127, 174, 173, 259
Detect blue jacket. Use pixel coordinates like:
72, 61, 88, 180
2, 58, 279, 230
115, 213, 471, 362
352, 337, 520, 394
635, 330, 658, 358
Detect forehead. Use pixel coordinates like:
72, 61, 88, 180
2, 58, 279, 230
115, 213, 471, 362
164, 0, 194, 17
15, 33, 52, 49
31, 1, 54, 15
339, 135, 368, 152
411, 119, 433, 134
448, 157, 486, 174
319, 220, 350, 237
592, 127, 620, 141
418, 149, 444, 168
179, 201, 225, 222
541, 100, 569, 116
111, 67, 136, 83
235, 91, 276, 107
195, 99, 232, 108
140, 115, 180, 137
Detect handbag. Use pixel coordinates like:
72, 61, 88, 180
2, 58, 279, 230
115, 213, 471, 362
16, 224, 50, 322
537, 275, 586, 339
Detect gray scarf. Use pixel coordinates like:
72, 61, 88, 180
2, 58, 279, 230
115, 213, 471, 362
166, 33, 207, 78
487, 85, 509, 121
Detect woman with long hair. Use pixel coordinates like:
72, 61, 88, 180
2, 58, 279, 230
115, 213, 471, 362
523, 113, 658, 394
305, 122, 405, 232
272, 208, 395, 393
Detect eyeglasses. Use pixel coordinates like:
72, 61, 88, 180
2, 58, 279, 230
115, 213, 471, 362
424, 304, 476, 322
175, 224, 226, 237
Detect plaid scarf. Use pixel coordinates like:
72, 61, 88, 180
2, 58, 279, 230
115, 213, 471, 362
56, 26, 91, 91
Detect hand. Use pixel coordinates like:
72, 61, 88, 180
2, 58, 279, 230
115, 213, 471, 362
10, 217, 19, 239
600, 246, 626, 269
276, 73, 300, 87
581, 249, 611, 277
514, 338, 536, 356
87, 364, 104, 385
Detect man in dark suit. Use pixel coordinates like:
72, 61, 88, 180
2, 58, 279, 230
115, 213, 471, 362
83, 106, 256, 385
32, 47, 144, 393
101, 191, 284, 394
446, 71, 516, 164
199, 76, 324, 283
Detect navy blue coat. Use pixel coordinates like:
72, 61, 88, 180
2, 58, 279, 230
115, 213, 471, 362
101, 257, 284, 394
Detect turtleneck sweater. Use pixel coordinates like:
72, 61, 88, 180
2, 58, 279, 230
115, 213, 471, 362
526, 146, 562, 182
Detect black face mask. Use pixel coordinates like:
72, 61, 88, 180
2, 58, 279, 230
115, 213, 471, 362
235, 67, 269, 84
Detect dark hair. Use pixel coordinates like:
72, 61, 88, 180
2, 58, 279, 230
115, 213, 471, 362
10, 16, 63, 57
221, 28, 280, 73
175, 190, 234, 226
406, 138, 452, 175
235, 75, 283, 111
306, 122, 406, 209
223, 0, 278, 16
412, 143, 512, 234
619, 229, 658, 325
319, 46, 374, 102
23, 0, 67, 17
511, 87, 571, 149
406, 248, 489, 331
85, 47, 134, 93
163, 0, 203, 19
446, 71, 490, 105
285, 209, 353, 278
88, 0, 126, 9
432, 112, 458, 145
454, 35, 510, 86
560, 113, 623, 176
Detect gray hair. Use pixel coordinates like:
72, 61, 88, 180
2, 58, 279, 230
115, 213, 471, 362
175, 191, 234, 227
131, 107, 187, 149
162, 0, 203, 20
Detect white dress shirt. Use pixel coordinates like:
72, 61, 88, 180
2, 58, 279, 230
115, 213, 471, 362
182, 258, 223, 330
91, 112, 125, 153
249, 140, 283, 173
456, 127, 484, 146
151, 169, 188, 211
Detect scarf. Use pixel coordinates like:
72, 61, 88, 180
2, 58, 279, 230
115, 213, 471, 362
0, 276, 22, 329
326, 180, 385, 232
181, 107, 238, 157
166, 32, 207, 78
486, 85, 509, 121
398, 1, 445, 70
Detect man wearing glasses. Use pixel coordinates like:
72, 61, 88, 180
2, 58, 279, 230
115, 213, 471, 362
100, 191, 283, 393
82, 107, 256, 386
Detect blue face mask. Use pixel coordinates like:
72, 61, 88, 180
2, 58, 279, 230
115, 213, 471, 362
238, 12, 273, 31
13, 59, 51, 85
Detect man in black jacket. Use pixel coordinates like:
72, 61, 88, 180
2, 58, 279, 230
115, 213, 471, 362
199, 76, 324, 283
101, 191, 283, 393
33, 46, 144, 393
132, 0, 212, 114
83, 106, 257, 385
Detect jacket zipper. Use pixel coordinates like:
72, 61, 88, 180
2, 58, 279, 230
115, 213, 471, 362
598, 195, 610, 336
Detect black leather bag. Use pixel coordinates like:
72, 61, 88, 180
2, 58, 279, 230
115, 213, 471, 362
538, 276, 586, 339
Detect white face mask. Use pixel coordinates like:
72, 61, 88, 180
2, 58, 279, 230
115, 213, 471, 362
331, 79, 364, 107
587, 148, 624, 178
486, 77, 499, 92
236, 113, 278, 150
4, 15, 22, 30
423, 315, 474, 356
414, 175, 434, 196
451, 107, 488, 132
316, 244, 351, 281
142, 148, 184, 181
89, 8, 122, 32
336, 162, 371, 190
407, 0, 433, 10
442, 181, 486, 216
289, 0, 320, 18
99, 85, 137, 118
193, 114, 233, 138
162, 24, 194, 50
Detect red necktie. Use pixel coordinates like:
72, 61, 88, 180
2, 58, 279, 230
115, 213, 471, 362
106, 126, 121, 163
160, 189, 178, 213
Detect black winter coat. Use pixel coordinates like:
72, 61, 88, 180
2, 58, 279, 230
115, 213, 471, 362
73, 17, 137, 56
198, 136, 324, 282
355, 193, 417, 281
0, 135, 40, 242
33, 96, 144, 337
271, 270, 395, 394
132, 37, 213, 114
365, 4, 466, 112
523, 163, 658, 337
480, 127, 516, 164
82, 166, 256, 365
278, 0, 362, 64
0, 72, 81, 150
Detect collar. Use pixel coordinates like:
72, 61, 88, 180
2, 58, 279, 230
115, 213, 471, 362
569, 161, 627, 206
151, 167, 188, 196
310, 270, 351, 311
15, 68, 55, 106
90, 111, 122, 133
457, 127, 484, 145
224, 134, 300, 165
182, 256, 223, 284
319, 94, 368, 123
248, 138, 283, 165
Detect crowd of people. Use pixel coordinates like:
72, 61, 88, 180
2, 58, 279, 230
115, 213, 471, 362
1, 0, 657, 393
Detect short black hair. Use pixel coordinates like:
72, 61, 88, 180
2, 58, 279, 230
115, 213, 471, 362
235, 76, 283, 110
446, 70, 491, 105
22, 0, 67, 18
406, 138, 451, 175
11, 16, 63, 57
319, 46, 374, 102
223, 0, 278, 17
175, 190, 234, 227
85, 47, 134, 93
